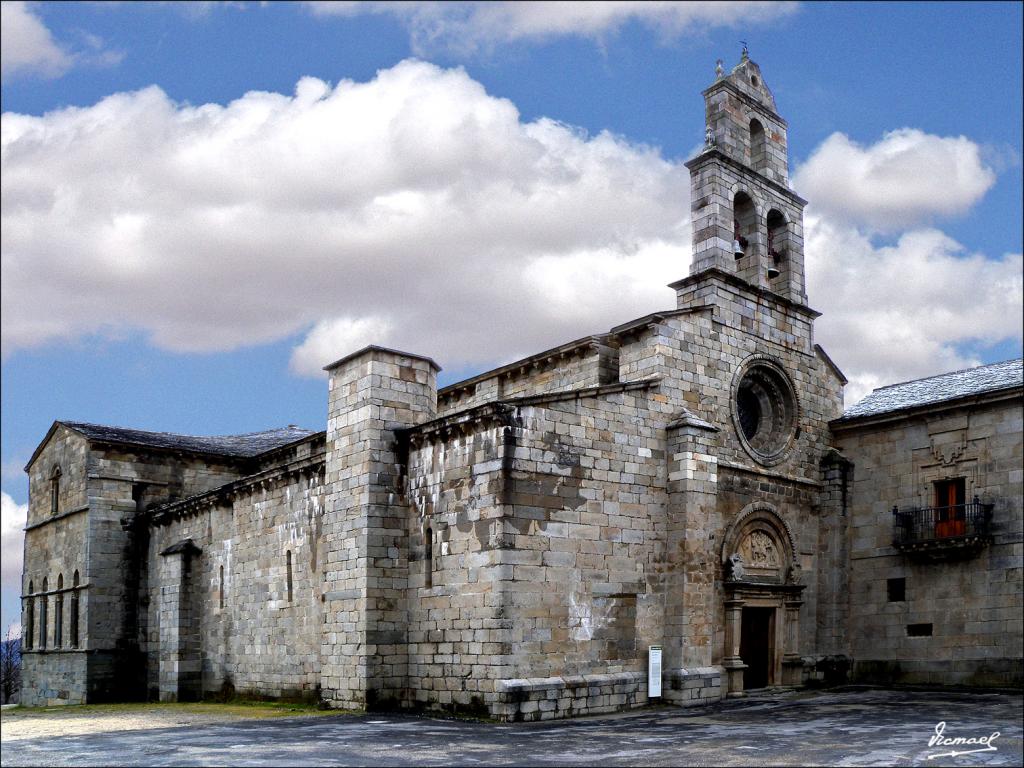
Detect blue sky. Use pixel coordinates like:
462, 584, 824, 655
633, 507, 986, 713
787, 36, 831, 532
1, 1, 1022, 632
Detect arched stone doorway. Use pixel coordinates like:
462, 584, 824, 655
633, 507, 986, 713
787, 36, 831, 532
720, 503, 805, 695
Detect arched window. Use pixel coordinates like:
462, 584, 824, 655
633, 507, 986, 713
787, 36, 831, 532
71, 571, 80, 648
766, 209, 788, 279
424, 527, 433, 589
50, 465, 62, 516
219, 565, 225, 609
55, 574, 64, 647
25, 581, 34, 650
39, 577, 48, 649
733, 191, 757, 260
286, 551, 293, 603
750, 118, 767, 172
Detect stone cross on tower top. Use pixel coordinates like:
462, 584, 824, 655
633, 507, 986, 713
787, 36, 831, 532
684, 50, 808, 304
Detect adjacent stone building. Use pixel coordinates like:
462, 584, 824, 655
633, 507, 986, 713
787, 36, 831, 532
832, 360, 1023, 687
20, 52, 1024, 717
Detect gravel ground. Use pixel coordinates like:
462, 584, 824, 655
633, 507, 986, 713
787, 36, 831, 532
0, 702, 333, 742
1, 689, 1021, 767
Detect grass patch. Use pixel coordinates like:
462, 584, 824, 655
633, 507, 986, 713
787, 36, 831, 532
2, 700, 354, 719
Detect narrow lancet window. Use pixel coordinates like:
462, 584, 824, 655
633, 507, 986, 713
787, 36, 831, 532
39, 577, 48, 649
424, 527, 433, 589
55, 574, 64, 647
286, 551, 293, 603
50, 465, 62, 516
71, 571, 80, 648
219, 565, 225, 609
26, 581, 34, 650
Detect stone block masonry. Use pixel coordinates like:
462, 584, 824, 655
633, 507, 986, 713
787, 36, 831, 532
320, 346, 439, 709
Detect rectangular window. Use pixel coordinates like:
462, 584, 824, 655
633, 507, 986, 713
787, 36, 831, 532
933, 478, 966, 538
907, 623, 933, 637
887, 577, 906, 602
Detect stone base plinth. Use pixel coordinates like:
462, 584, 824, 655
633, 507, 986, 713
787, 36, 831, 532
495, 671, 647, 722
662, 666, 726, 707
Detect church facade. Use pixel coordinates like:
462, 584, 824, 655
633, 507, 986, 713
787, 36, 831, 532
20, 54, 1023, 718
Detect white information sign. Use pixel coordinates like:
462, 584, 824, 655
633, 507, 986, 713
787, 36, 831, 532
648, 645, 662, 698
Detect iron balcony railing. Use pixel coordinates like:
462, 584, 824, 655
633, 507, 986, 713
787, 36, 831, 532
892, 497, 994, 549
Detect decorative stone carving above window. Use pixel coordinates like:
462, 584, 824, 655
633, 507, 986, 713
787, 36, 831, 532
930, 434, 967, 465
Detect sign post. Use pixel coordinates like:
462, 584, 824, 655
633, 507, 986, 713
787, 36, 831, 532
648, 645, 662, 698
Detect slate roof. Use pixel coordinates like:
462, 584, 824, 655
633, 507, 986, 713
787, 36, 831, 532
60, 421, 316, 459
839, 359, 1023, 422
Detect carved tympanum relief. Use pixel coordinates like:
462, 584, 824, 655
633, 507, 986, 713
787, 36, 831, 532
739, 530, 780, 569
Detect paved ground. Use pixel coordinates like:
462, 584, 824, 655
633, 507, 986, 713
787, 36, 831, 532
1, 688, 1021, 767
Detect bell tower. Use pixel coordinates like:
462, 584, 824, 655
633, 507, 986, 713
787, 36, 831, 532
684, 49, 807, 304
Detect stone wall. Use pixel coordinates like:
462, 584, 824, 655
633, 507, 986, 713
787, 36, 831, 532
834, 395, 1023, 687
404, 386, 669, 720
146, 441, 326, 701
403, 413, 513, 715
85, 445, 248, 700
437, 340, 618, 417
320, 346, 438, 709
612, 282, 844, 695
496, 671, 649, 722
21, 427, 90, 704
499, 394, 665, 682
20, 654, 88, 706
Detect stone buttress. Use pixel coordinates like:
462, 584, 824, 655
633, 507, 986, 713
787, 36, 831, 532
319, 345, 439, 708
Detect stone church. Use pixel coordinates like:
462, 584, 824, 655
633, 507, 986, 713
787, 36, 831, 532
20, 52, 1023, 719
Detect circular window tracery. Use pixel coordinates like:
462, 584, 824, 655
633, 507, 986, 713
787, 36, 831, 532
732, 358, 798, 466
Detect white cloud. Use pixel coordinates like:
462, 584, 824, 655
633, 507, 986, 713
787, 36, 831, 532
2, 60, 690, 373
806, 214, 1023, 405
305, 1, 798, 54
793, 129, 997, 232
0, 1, 123, 80
3, 58, 1018, 408
1, 492, 27, 590
0, 1, 72, 79
795, 127, 1019, 404
291, 316, 393, 374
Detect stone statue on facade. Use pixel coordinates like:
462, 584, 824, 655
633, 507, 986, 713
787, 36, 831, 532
786, 562, 804, 585
724, 553, 746, 582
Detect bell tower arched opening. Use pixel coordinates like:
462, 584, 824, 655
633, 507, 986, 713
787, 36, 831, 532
766, 209, 788, 280
733, 192, 757, 261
